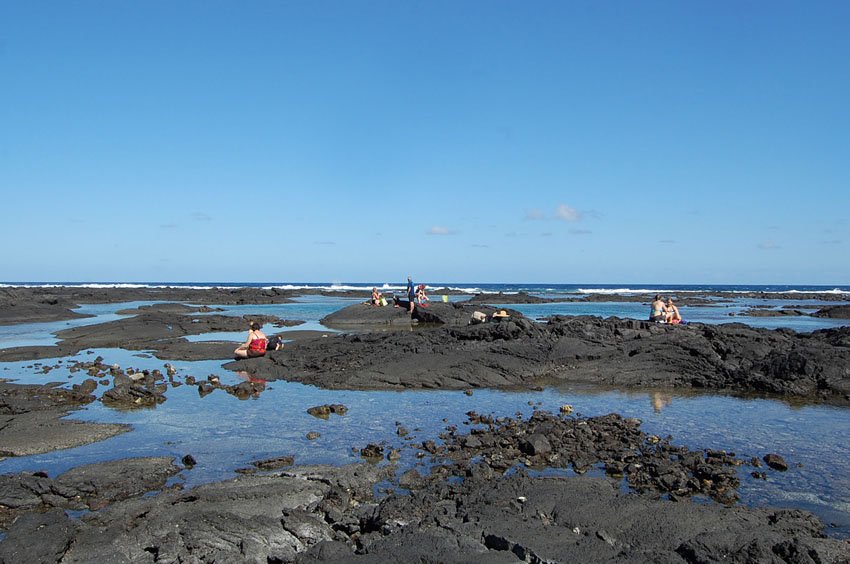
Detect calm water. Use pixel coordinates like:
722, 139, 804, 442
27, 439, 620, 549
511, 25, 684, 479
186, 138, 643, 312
1, 290, 849, 539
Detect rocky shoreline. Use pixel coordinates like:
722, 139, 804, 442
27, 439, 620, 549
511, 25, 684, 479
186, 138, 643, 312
2, 287, 850, 561
1, 409, 849, 562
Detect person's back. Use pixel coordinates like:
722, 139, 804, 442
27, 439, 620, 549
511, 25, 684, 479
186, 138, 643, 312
248, 328, 267, 353
649, 295, 665, 322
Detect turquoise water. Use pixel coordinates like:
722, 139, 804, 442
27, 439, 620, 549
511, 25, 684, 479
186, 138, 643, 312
1, 294, 849, 539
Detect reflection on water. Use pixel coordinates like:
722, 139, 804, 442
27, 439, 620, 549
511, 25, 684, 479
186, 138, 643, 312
0, 296, 849, 540
651, 392, 673, 413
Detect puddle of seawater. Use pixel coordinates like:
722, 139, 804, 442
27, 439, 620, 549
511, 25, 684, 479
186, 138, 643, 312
1, 296, 849, 540
0, 301, 164, 349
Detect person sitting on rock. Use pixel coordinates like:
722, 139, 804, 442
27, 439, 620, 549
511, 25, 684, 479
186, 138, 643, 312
665, 299, 682, 324
416, 284, 429, 306
371, 287, 383, 306
649, 295, 666, 322
234, 322, 267, 359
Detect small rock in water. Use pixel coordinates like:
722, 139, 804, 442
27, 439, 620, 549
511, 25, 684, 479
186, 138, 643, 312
763, 453, 788, 471
560, 404, 573, 415
182, 454, 197, 468
307, 405, 331, 418
360, 443, 384, 459
306, 432, 320, 440
329, 404, 348, 415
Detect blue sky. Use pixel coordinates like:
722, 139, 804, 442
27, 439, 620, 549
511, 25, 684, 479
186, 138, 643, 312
2, 1, 848, 284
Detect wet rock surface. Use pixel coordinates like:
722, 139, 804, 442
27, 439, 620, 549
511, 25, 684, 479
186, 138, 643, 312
0, 457, 180, 529
0, 381, 128, 460
230, 315, 850, 404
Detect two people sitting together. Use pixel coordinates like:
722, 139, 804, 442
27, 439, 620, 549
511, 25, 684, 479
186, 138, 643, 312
649, 295, 682, 324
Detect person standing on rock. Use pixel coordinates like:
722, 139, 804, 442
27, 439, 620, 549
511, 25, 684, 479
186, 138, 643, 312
234, 322, 267, 359
407, 277, 416, 314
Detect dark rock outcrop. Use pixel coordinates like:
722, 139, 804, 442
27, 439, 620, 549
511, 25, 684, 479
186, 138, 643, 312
228, 316, 850, 404
814, 305, 850, 319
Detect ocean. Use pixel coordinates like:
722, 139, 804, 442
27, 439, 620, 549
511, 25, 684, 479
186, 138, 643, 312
3, 281, 850, 294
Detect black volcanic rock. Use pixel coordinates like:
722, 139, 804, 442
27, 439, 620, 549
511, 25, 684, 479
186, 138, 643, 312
813, 305, 850, 319
227, 316, 850, 405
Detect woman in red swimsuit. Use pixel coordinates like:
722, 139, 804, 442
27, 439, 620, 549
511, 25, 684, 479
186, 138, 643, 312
234, 322, 267, 359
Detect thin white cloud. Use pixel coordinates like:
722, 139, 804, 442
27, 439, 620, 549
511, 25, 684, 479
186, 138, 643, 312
822, 240, 842, 245
569, 228, 592, 235
757, 240, 781, 250
541, 232, 553, 237
160, 223, 178, 229
313, 241, 336, 246
659, 239, 676, 244
192, 212, 212, 221
427, 226, 455, 235
525, 209, 545, 220
555, 204, 582, 222
471, 243, 489, 248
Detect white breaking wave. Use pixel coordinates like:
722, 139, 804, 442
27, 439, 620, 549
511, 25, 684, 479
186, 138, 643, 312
577, 288, 703, 295
783, 288, 850, 295
426, 286, 488, 294
578, 288, 850, 295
